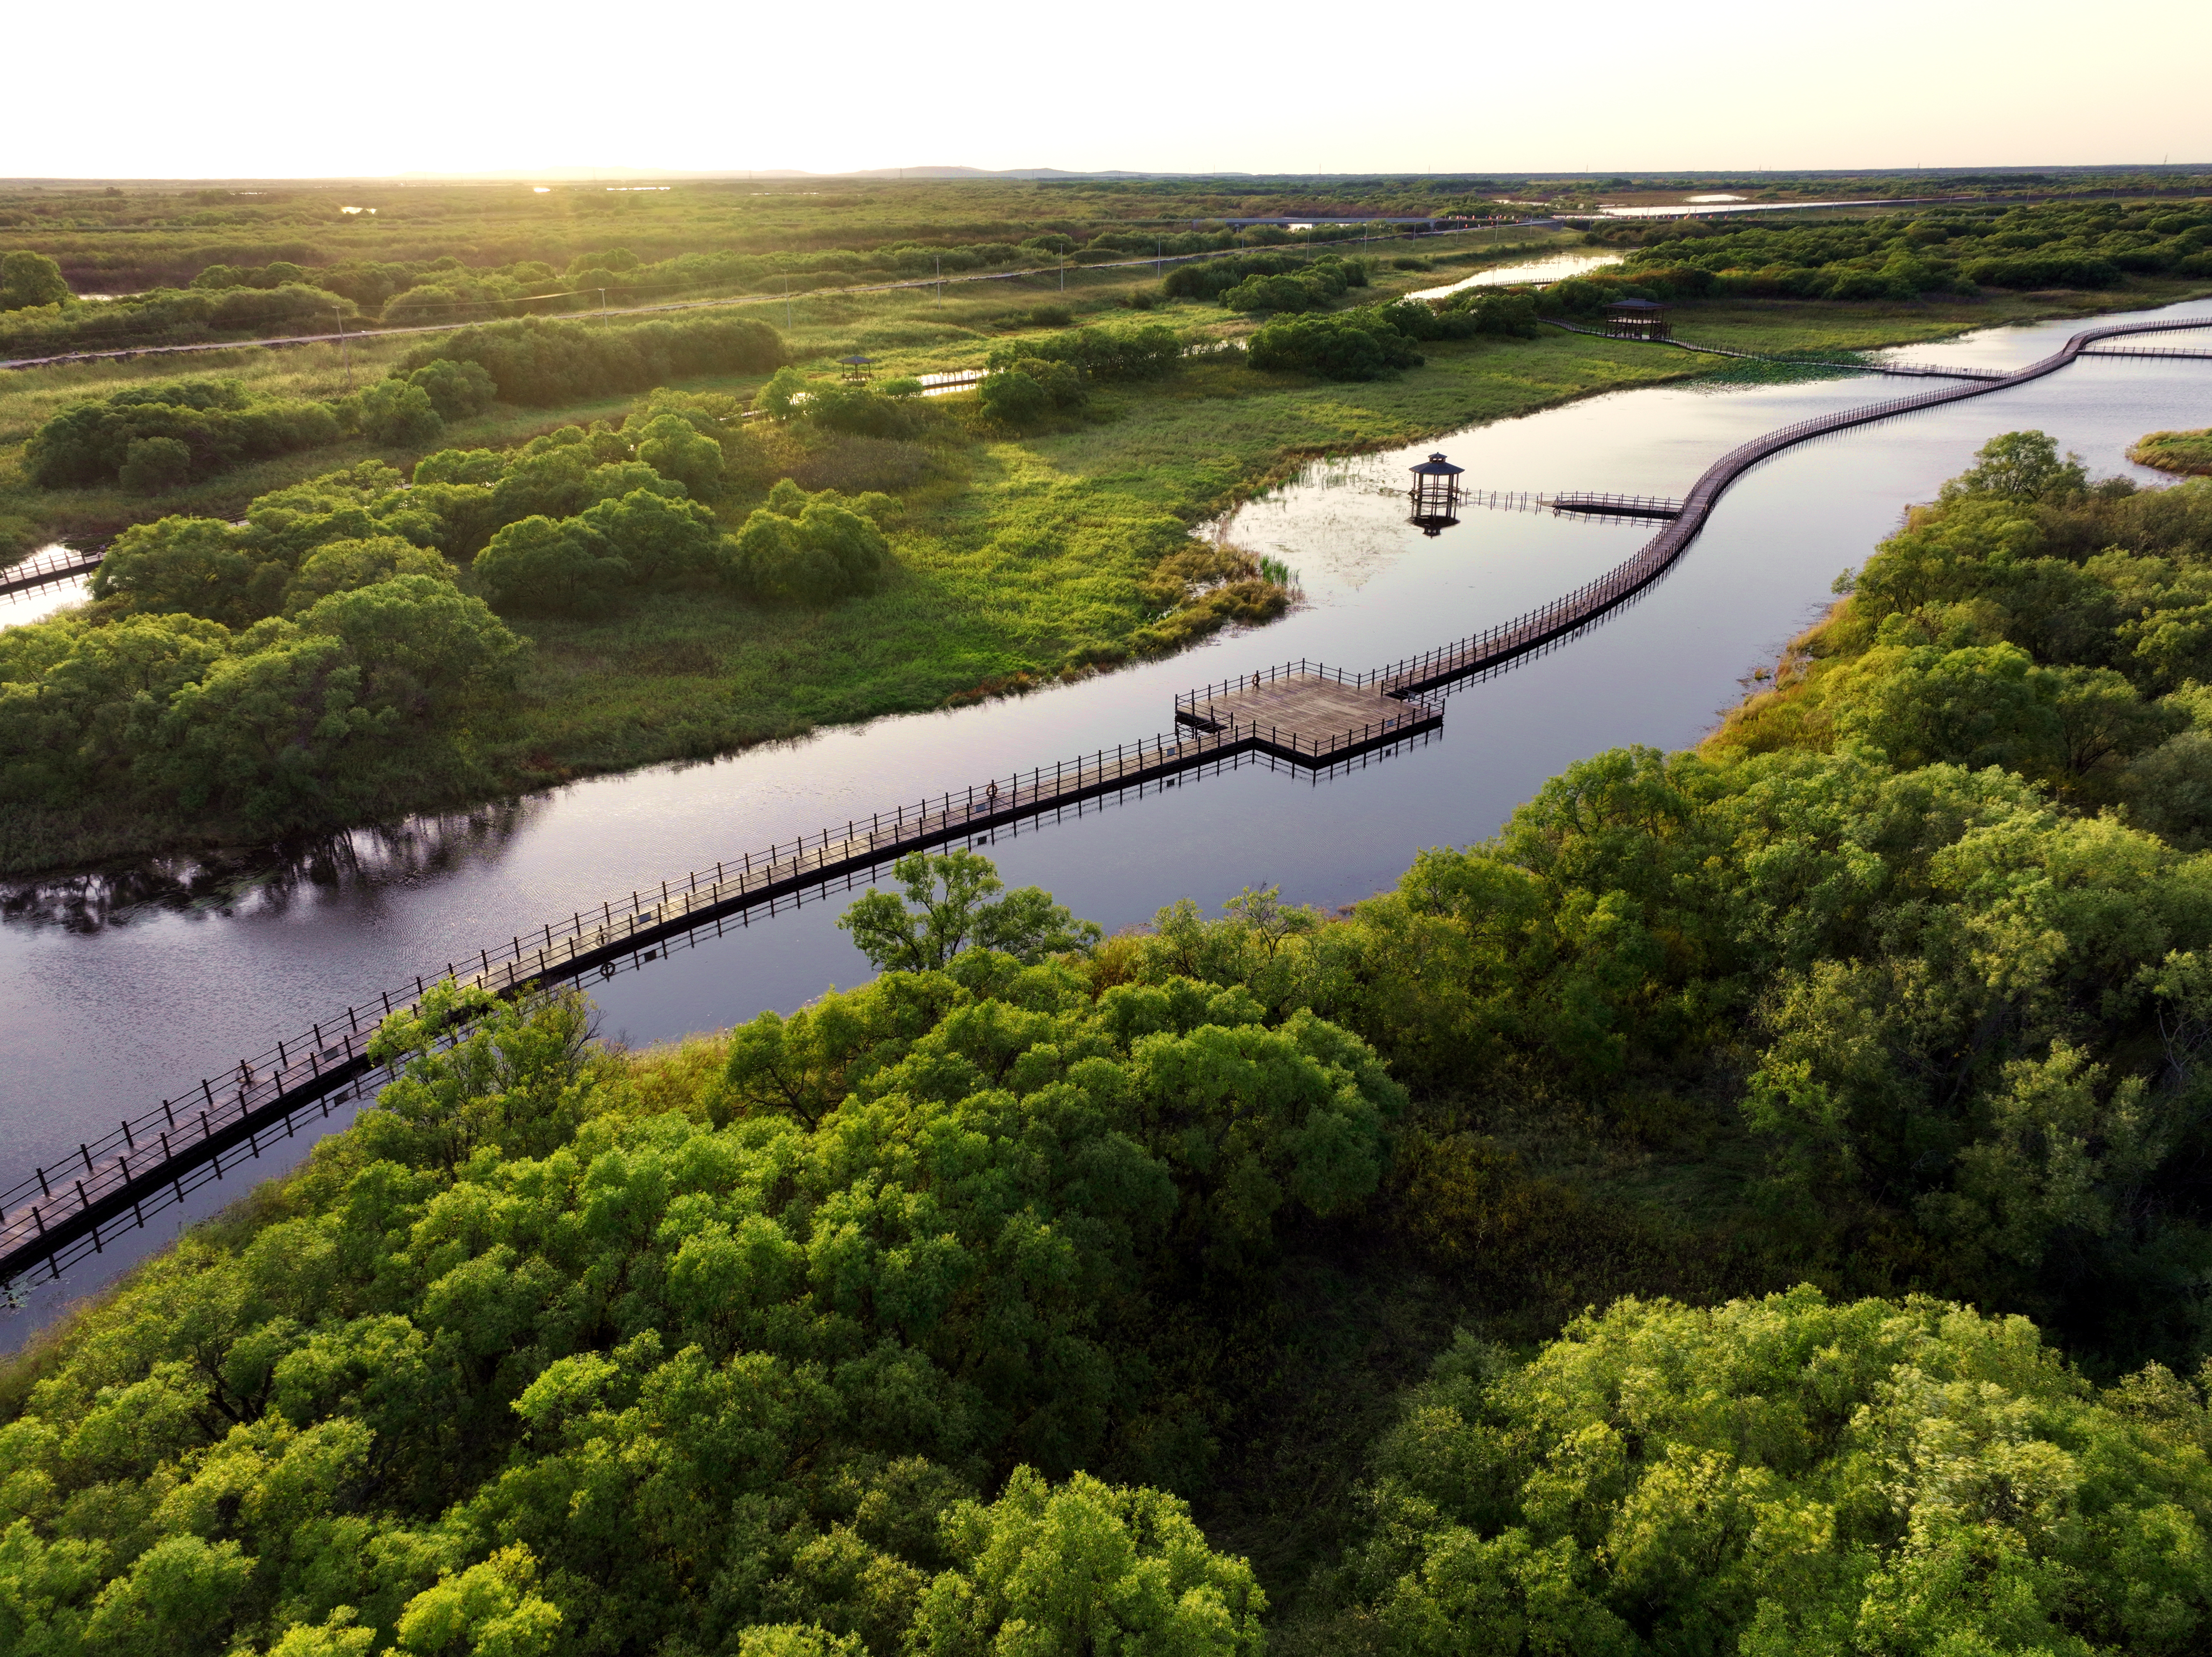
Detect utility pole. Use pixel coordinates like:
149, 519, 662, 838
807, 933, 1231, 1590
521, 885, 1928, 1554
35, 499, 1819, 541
785, 276, 792, 329
935, 254, 941, 302
335, 304, 349, 390
598, 287, 607, 317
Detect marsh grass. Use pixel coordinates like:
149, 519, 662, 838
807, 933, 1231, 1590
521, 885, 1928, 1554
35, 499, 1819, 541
10, 263, 2206, 873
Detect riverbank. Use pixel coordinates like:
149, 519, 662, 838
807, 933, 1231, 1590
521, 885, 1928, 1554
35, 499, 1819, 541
12, 409, 2212, 1643
7, 272, 2208, 883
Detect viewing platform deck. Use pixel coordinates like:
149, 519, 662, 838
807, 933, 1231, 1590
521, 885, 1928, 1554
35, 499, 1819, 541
1175, 668, 1438, 755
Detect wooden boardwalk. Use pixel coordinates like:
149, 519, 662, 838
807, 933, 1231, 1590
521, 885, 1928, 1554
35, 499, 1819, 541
1176, 669, 1437, 753
0, 709, 1435, 1286
1, 547, 102, 600
5, 311, 2207, 1290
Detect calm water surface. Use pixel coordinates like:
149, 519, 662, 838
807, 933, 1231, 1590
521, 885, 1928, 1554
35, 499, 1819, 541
5, 298, 2209, 1334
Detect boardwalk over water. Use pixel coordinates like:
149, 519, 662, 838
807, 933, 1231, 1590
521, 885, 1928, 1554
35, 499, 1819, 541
1, 546, 101, 601
4, 312, 2208, 1287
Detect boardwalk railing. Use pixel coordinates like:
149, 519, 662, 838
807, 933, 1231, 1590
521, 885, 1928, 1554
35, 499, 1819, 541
2, 546, 102, 600
1546, 493, 1684, 519
6, 312, 2207, 1288
0, 712, 1443, 1286
1367, 313, 2212, 697
2080, 345, 2212, 361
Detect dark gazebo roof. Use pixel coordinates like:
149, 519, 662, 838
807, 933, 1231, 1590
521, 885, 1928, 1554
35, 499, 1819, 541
1605, 298, 1668, 311
1410, 452, 1464, 477
836, 354, 876, 365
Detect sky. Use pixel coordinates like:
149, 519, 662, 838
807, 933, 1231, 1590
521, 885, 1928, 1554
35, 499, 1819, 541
11, 0, 2209, 180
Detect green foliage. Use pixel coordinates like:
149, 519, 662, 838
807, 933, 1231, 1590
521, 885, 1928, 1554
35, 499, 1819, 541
1335, 1288, 2212, 1657
400, 358, 499, 422
1938, 428, 2091, 504
353, 380, 444, 448
978, 358, 1084, 429
0, 916, 1388, 1653
914, 1468, 1266, 1655
391, 313, 784, 407
1161, 250, 1370, 305
117, 435, 191, 495
0, 250, 70, 310
471, 515, 628, 615
633, 411, 726, 497
984, 324, 1183, 382
1594, 197, 2208, 302
839, 849, 1103, 972
25, 379, 342, 488
725, 483, 894, 604
1246, 313, 1424, 381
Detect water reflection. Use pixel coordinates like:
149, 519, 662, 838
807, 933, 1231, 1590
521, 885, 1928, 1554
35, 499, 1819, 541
5, 297, 2210, 1330
1406, 253, 1615, 300
0, 803, 543, 933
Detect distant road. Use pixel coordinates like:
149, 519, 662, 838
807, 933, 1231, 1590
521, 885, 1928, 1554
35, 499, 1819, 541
0, 224, 1547, 372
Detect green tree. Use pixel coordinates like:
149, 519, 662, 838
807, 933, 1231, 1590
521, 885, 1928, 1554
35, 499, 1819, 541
282, 536, 456, 615
471, 515, 626, 614
0, 250, 70, 310
912, 1469, 1266, 1657
840, 849, 1102, 972
92, 516, 280, 625
1338, 1288, 2212, 1657
355, 381, 445, 448
118, 435, 192, 495
1941, 428, 2091, 504
403, 359, 499, 422
633, 411, 724, 498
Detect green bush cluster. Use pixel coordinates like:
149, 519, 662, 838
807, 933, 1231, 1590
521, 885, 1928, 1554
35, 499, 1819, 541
24, 378, 343, 489
1159, 249, 1372, 305
0, 924, 1379, 1654
0, 281, 357, 359
1334, 1290, 2212, 1654
1592, 198, 2212, 302
977, 357, 1084, 428
3, 525, 520, 827
390, 313, 784, 407
725, 478, 896, 604
982, 323, 1182, 382
1245, 311, 1426, 381
1220, 254, 1367, 315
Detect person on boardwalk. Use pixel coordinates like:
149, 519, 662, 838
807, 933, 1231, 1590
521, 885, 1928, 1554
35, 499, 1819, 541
986, 780, 1000, 807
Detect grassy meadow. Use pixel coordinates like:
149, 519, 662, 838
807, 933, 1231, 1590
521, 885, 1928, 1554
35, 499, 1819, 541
5, 204, 2209, 873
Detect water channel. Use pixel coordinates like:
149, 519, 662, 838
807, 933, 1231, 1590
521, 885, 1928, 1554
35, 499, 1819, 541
5, 297, 2210, 1340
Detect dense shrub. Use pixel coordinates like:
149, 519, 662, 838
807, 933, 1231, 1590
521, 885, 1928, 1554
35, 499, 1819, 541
1334, 1290, 2212, 1656
0, 249, 69, 310
978, 356, 1084, 427
25, 378, 342, 488
471, 513, 630, 614
393, 313, 784, 406
724, 479, 895, 603
352, 378, 444, 447
400, 356, 498, 421
2, 572, 519, 824
1246, 312, 1424, 380
1161, 250, 1370, 304
985, 323, 1182, 381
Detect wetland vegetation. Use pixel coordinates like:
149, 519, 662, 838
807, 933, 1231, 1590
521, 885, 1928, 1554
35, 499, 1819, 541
10, 430, 2212, 1656
5, 178, 2211, 876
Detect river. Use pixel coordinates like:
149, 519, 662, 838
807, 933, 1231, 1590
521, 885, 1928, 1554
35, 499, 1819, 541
5, 297, 2209, 1340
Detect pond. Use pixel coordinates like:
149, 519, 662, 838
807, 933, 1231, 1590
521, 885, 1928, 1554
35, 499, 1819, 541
5, 297, 2210, 1340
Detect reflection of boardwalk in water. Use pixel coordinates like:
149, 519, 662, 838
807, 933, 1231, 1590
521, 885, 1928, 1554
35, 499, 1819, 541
6, 312, 2209, 1293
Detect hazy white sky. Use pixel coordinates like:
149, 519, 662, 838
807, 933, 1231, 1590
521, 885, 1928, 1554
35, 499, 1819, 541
14, 0, 2208, 179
